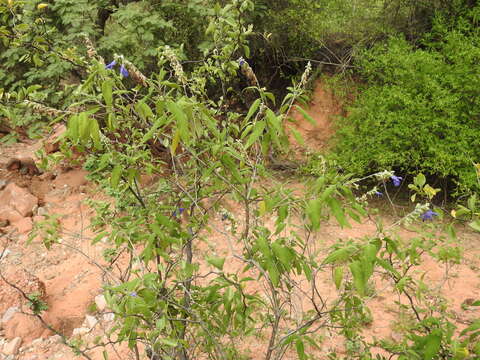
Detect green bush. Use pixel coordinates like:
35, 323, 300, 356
334, 13, 480, 194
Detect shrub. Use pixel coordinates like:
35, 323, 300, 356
334, 13, 480, 194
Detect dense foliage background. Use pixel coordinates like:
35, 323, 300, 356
1, 1, 480, 359
2, 0, 479, 193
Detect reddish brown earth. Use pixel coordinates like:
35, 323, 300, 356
0, 82, 478, 360
286, 80, 341, 153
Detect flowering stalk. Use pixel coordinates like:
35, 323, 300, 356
162, 46, 187, 85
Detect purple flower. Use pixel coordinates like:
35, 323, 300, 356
129, 291, 138, 297
375, 191, 383, 197
120, 65, 129, 78
390, 175, 403, 187
105, 60, 116, 69
238, 58, 246, 67
172, 208, 185, 217
421, 209, 438, 221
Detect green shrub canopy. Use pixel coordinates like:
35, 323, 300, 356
335, 23, 480, 193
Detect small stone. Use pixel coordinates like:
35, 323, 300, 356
72, 327, 89, 336
84, 315, 98, 329
0, 183, 38, 219
94, 294, 107, 311
102, 313, 115, 322
0, 179, 7, 191
30, 338, 43, 347
0, 205, 22, 223
36, 207, 48, 216
3, 337, 22, 355
48, 335, 63, 344
0, 249, 11, 260
13, 217, 33, 234
1, 306, 18, 324
0, 219, 9, 228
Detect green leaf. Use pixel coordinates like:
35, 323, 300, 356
296, 339, 306, 360
271, 242, 294, 269
207, 256, 226, 271
266, 261, 280, 286
469, 220, 480, 232
256, 236, 272, 259
461, 319, 480, 336
323, 247, 356, 265
245, 120, 265, 149
90, 118, 102, 150
288, 125, 305, 146
102, 80, 113, 107
414, 173, 426, 187
306, 198, 322, 231
135, 102, 154, 120
333, 267, 344, 289
294, 105, 316, 126
170, 129, 180, 155
423, 332, 442, 360
327, 197, 350, 228
349, 260, 366, 296
221, 153, 244, 184
110, 165, 122, 189
159, 338, 178, 347
167, 101, 189, 143
245, 98, 261, 122
78, 113, 90, 142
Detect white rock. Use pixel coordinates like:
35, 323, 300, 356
0, 249, 10, 261
3, 337, 22, 355
48, 335, 63, 344
102, 313, 115, 322
84, 315, 98, 329
30, 338, 43, 347
94, 294, 107, 311
36, 207, 48, 216
1, 307, 18, 324
72, 327, 90, 336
